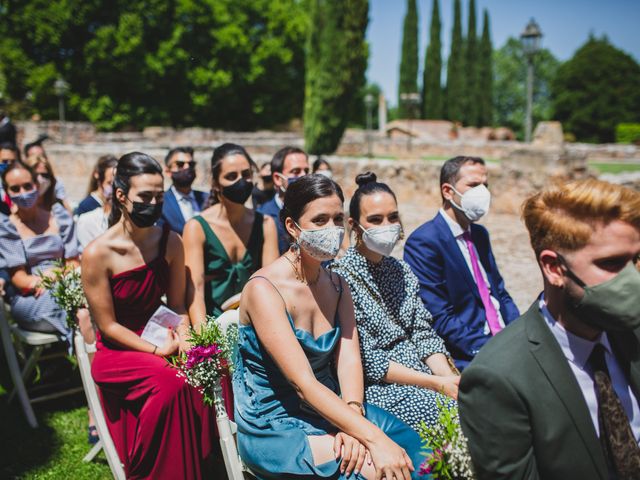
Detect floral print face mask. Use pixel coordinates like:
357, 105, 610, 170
295, 222, 345, 261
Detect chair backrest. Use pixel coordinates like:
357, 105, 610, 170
73, 332, 126, 480
216, 309, 240, 335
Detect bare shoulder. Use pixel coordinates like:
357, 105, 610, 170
183, 217, 205, 239
82, 230, 117, 274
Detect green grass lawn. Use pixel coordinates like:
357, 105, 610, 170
588, 162, 640, 174
0, 344, 111, 479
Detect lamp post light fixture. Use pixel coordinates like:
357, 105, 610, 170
520, 18, 542, 143
364, 93, 376, 158
54, 77, 69, 142
399, 92, 421, 151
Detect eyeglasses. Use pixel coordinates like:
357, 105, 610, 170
171, 161, 196, 170
37, 173, 52, 180
0, 158, 15, 165
8, 182, 35, 194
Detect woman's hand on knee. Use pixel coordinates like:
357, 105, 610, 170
368, 435, 414, 480
334, 432, 368, 477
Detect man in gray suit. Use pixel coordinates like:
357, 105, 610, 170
459, 178, 640, 480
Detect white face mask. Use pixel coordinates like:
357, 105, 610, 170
449, 184, 491, 222
37, 175, 51, 196
295, 222, 345, 261
359, 223, 402, 257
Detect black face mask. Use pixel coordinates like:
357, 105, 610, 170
261, 175, 273, 185
222, 178, 253, 204
128, 201, 163, 228
172, 168, 196, 188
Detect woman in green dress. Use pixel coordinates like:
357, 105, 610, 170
184, 143, 279, 327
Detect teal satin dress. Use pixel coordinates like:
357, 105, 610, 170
232, 279, 429, 479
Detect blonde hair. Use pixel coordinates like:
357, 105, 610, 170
522, 178, 640, 255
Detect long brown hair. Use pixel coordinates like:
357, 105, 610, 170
87, 154, 118, 196
24, 154, 59, 210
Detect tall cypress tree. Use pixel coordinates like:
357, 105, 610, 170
446, 0, 464, 122
398, 0, 419, 118
478, 9, 493, 126
464, 0, 479, 125
422, 0, 443, 119
304, 0, 369, 154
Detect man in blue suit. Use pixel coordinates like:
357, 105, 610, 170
158, 146, 209, 234
404, 156, 519, 370
257, 146, 309, 254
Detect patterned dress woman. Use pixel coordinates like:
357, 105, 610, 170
0, 186, 79, 337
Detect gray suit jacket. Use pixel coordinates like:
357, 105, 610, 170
459, 301, 640, 480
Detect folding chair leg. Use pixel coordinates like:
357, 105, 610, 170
83, 439, 103, 463
7, 345, 43, 404
0, 310, 38, 428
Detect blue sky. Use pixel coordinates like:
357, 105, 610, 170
368, 0, 640, 106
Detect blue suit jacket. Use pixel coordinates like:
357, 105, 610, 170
256, 196, 289, 254
404, 212, 520, 370
158, 188, 209, 234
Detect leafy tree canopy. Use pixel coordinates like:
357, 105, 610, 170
0, 0, 307, 131
493, 37, 559, 140
552, 36, 640, 143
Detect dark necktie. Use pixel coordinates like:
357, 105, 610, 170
588, 343, 640, 479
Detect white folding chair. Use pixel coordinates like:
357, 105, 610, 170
0, 299, 83, 428
215, 307, 255, 480
73, 331, 126, 480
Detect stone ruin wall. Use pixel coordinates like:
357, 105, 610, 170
15, 121, 640, 212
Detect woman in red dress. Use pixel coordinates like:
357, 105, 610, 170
82, 152, 216, 479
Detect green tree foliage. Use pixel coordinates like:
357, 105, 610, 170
421, 0, 443, 119
0, 0, 307, 131
616, 123, 640, 144
493, 37, 559, 140
463, 0, 479, 126
552, 37, 640, 143
445, 0, 464, 123
303, 0, 369, 154
478, 9, 493, 126
398, 0, 419, 118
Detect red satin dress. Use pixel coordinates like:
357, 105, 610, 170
91, 227, 217, 479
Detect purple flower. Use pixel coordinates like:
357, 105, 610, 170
418, 460, 433, 476
184, 344, 222, 369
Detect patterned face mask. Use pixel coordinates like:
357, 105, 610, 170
295, 222, 345, 261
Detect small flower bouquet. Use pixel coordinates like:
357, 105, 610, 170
171, 317, 236, 407
37, 260, 86, 331
418, 399, 476, 480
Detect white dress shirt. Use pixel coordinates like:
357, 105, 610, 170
171, 185, 199, 221
438, 209, 504, 333
76, 207, 109, 251
540, 296, 640, 441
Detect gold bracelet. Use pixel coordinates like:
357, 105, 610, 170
347, 401, 365, 416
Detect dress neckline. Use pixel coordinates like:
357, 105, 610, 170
195, 213, 261, 266
111, 226, 170, 280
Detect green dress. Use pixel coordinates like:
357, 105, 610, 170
193, 213, 264, 318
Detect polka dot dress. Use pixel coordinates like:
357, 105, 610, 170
332, 247, 456, 430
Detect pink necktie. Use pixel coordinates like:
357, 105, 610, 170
462, 231, 502, 335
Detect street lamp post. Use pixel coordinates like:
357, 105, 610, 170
54, 77, 69, 142
400, 92, 421, 151
364, 93, 375, 158
520, 19, 543, 143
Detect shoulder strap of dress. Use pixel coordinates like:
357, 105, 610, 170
248, 211, 264, 251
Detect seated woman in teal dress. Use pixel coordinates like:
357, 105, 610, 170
233, 174, 429, 480
184, 143, 279, 326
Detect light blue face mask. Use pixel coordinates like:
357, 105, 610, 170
10, 189, 39, 209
